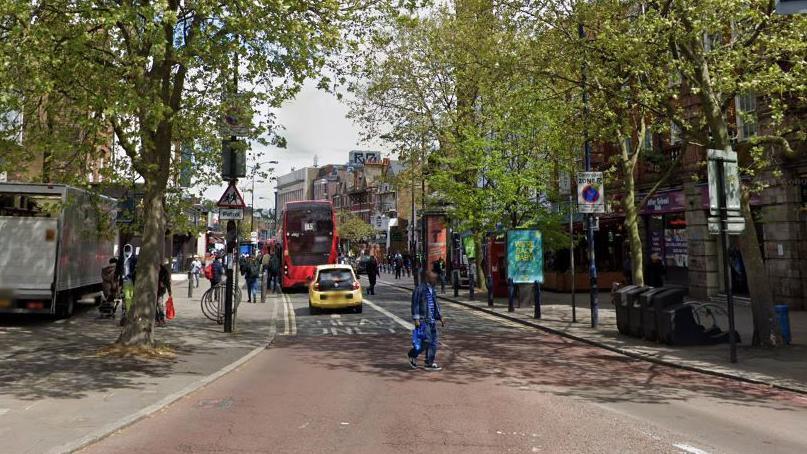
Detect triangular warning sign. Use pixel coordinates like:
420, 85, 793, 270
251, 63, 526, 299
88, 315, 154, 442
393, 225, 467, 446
217, 182, 246, 208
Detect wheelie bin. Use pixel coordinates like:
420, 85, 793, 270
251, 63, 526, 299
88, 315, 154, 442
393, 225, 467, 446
627, 286, 653, 338
639, 287, 669, 341
613, 285, 638, 335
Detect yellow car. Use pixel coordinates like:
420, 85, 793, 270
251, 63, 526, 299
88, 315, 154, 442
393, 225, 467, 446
308, 265, 363, 315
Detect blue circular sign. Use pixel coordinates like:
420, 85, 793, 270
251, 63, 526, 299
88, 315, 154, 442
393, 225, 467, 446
582, 184, 600, 203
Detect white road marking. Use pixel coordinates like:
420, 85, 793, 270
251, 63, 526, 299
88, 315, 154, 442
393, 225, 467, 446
298, 422, 310, 429
322, 328, 329, 335
331, 314, 341, 318
331, 328, 338, 336
0, 408, 9, 416
286, 294, 297, 336
345, 327, 353, 335
364, 298, 413, 330
281, 293, 289, 336
354, 327, 364, 335
673, 443, 711, 454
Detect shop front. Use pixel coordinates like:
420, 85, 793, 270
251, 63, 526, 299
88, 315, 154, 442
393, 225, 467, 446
642, 189, 688, 286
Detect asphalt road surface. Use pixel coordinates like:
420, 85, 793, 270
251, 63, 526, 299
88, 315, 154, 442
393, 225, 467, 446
83, 280, 807, 454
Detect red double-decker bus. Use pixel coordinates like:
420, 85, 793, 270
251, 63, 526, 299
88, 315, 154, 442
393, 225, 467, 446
280, 200, 338, 289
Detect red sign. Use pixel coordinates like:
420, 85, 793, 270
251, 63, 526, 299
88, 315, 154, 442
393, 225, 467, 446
425, 215, 447, 273
217, 182, 246, 208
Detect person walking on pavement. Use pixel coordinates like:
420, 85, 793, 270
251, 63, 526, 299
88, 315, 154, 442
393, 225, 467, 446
244, 256, 261, 303
408, 271, 445, 371
156, 259, 172, 327
432, 257, 446, 293
394, 252, 403, 279
267, 249, 281, 294
646, 253, 666, 287
190, 256, 202, 288
366, 255, 379, 295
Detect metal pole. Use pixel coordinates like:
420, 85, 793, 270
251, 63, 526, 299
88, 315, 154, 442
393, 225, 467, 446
411, 163, 419, 287
224, 219, 236, 333
507, 278, 515, 312
250, 175, 255, 234
716, 158, 737, 363
570, 193, 576, 322
534, 280, 541, 319
579, 22, 598, 328
187, 270, 193, 298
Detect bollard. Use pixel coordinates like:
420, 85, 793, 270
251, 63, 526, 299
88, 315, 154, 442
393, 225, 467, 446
260, 271, 267, 304
533, 280, 541, 319
453, 270, 459, 297
507, 278, 515, 312
775, 304, 791, 344
187, 271, 193, 298
487, 274, 494, 307
469, 273, 475, 300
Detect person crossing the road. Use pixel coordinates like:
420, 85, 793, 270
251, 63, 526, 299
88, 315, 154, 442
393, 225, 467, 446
408, 271, 445, 371
366, 255, 379, 295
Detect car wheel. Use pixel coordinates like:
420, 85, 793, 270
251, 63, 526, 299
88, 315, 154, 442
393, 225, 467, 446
309, 300, 318, 315
354, 304, 363, 314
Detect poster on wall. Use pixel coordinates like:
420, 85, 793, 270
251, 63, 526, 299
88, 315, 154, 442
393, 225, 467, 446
506, 230, 544, 284
664, 228, 688, 267
463, 236, 476, 260
425, 215, 447, 273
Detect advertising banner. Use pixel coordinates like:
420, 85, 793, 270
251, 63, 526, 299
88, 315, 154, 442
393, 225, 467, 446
425, 215, 447, 273
506, 230, 544, 284
463, 236, 476, 260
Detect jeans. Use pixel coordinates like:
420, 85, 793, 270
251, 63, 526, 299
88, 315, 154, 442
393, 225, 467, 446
192, 272, 200, 288
246, 278, 258, 301
395, 267, 401, 279
267, 272, 278, 293
368, 280, 376, 295
408, 322, 438, 366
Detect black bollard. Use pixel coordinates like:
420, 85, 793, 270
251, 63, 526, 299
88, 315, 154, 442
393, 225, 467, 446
533, 280, 541, 319
487, 274, 494, 307
507, 278, 515, 312
469, 273, 475, 300
187, 271, 193, 298
453, 270, 459, 297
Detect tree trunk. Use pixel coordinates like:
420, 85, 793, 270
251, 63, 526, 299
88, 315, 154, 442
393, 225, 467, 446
622, 153, 645, 287
738, 187, 782, 347
474, 232, 486, 291
117, 179, 165, 346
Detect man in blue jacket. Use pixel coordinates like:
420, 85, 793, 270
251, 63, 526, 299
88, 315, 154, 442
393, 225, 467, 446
408, 271, 445, 371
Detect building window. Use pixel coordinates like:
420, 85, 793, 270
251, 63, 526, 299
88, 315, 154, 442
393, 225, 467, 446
671, 122, 682, 145
735, 93, 757, 141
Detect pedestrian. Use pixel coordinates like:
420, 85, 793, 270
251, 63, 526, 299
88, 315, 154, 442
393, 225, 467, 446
394, 252, 403, 279
646, 253, 665, 287
267, 249, 281, 294
190, 256, 202, 288
407, 271, 445, 371
245, 256, 261, 303
404, 255, 412, 277
156, 259, 172, 327
433, 258, 446, 293
211, 256, 224, 301
366, 255, 379, 295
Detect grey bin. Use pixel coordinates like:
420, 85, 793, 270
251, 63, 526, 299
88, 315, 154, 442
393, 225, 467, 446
638, 287, 670, 341
613, 285, 639, 335
627, 286, 654, 338
642, 286, 687, 342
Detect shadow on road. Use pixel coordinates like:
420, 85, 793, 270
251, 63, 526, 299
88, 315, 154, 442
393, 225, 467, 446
271, 330, 806, 412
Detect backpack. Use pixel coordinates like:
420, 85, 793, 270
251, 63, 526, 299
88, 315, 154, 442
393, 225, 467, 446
204, 264, 213, 280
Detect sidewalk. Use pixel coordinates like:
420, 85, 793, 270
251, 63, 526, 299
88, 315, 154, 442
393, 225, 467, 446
380, 276, 807, 394
0, 276, 278, 454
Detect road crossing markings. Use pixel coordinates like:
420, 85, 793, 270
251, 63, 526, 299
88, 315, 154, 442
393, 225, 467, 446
364, 298, 413, 330
331, 328, 338, 336
673, 443, 711, 454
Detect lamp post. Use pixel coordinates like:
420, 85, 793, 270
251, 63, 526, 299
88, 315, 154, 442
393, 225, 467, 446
248, 160, 278, 233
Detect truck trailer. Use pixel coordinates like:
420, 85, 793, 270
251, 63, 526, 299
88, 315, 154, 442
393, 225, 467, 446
0, 183, 117, 317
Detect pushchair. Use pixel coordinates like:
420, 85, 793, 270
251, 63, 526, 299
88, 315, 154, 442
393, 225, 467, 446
99, 264, 122, 318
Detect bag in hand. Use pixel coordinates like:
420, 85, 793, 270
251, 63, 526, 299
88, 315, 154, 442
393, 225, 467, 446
166, 296, 176, 320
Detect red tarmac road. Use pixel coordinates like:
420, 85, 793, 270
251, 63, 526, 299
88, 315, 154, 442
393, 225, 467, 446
83, 283, 807, 454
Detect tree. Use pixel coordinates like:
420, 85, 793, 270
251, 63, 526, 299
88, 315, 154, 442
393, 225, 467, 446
338, 212, 376, 250
1, 0, 375, 347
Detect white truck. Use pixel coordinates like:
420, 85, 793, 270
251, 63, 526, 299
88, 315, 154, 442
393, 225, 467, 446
0, 183, 117, 317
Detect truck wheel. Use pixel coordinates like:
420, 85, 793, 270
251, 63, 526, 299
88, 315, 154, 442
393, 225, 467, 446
56, 296, 75, 319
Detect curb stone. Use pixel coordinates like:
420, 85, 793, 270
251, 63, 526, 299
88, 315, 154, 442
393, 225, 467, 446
56, 305, 279, 454
380, 279, 807, 396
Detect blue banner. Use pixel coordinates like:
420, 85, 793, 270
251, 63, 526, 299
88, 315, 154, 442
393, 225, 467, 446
507, 230, 543, 284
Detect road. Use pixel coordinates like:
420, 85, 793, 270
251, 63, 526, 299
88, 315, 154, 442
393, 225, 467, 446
82, 280, 807, 454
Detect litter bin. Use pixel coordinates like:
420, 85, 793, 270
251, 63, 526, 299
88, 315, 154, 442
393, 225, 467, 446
775, 304, 792, 345
644, 287, 687, 342
627, 286, 653, 338
614, 285, 638, 335
639, 288, 669, 341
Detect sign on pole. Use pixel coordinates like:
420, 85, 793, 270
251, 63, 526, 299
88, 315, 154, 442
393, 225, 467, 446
559, 171, 571, 196
219, 208, 244, 220
707, 149, 745, 235
776, 0, 807, 14
217, 182, 246, 209
506, 230, 544, 284
577, 171, 605, 213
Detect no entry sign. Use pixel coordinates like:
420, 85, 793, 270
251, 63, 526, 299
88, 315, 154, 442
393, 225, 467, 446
577, 171, 605, 214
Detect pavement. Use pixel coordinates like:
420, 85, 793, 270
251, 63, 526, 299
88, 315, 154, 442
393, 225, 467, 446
81, 280, 807, 454
0, 275, 277, 454
378, 273, 807, 394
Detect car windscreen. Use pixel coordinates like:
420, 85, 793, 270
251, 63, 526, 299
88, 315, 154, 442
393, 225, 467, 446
317, 269, 355, 291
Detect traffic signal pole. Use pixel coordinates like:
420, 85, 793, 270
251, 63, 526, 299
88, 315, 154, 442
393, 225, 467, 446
579, 22, 598, 328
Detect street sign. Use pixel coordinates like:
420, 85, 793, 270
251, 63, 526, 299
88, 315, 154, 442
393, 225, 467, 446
707, 149, 741, 217
217, 182, 246, 208
219, 208, 243, 220
250, 231, 258, 243
559, 171, 571, 195
577, 171, 605, 213
776, 0, 807, 14
708, 216, 746, 235
506, 230, 544, 284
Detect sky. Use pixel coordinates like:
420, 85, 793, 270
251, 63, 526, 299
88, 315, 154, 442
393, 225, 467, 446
202, 80, 380, 210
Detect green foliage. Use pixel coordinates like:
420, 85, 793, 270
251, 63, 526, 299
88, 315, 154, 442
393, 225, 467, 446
338, 211, 376, 243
